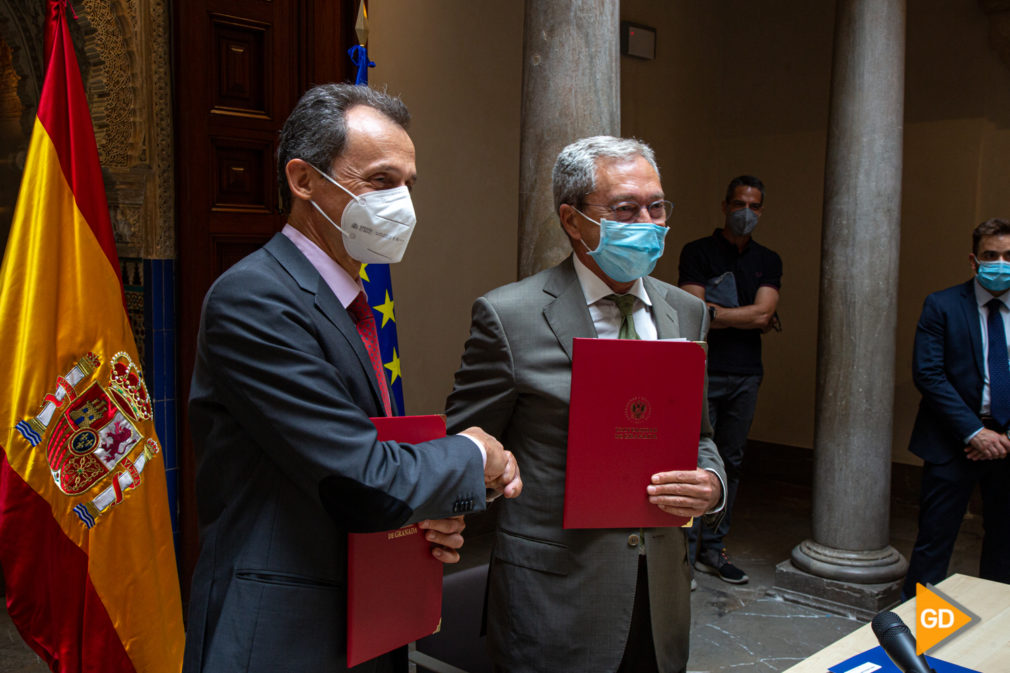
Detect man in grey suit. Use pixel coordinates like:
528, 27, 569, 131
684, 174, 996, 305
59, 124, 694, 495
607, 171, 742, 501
183, 84, 521, 673
446, 136, 726, 673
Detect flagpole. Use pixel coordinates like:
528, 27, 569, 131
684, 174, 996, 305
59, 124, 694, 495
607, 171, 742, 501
349, 1, 405, 416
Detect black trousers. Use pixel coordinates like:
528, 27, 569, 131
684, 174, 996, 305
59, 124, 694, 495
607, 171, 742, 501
617, 556, 660, 673
903, 454, 1010, 599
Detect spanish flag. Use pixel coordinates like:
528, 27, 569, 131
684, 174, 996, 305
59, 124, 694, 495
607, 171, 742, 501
0, 1, 184, 671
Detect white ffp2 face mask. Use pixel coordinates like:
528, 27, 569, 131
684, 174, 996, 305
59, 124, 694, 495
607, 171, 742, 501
309, 164, 417, 264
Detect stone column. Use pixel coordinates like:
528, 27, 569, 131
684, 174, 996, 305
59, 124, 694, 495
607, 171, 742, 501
775, 0, 908, 618
517, 0, 619, 279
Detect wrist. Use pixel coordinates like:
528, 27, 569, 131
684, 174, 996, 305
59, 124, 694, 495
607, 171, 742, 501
708, 304, 717, 322
458, 432, 488, 468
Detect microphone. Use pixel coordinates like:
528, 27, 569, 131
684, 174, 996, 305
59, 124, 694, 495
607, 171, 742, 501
870, 611, 936, 673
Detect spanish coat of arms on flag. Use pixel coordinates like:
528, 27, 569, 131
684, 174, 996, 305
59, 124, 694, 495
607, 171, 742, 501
0, 1, 184, 671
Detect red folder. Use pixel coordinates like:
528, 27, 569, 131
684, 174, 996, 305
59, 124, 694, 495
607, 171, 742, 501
346, 415, 446, 667
563, 338, 706, 529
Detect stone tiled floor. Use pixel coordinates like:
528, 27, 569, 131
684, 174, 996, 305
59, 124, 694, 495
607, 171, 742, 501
685, 479, 983, 672
0, 612, 47, 672
686, 480, 860, 672
0, 474, 987, 672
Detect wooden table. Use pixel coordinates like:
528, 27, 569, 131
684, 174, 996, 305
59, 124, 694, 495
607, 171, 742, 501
782, 574, 1010, 672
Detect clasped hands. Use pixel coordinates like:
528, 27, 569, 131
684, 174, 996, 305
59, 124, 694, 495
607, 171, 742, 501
966, 428, 1010, 461
464, 426, 523, 500
419, 426, 522, 564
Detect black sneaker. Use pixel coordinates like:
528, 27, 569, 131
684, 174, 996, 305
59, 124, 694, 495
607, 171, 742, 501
695, 548, 749, 584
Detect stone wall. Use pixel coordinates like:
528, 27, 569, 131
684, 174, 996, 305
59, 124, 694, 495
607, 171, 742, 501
0, 0, 175, 260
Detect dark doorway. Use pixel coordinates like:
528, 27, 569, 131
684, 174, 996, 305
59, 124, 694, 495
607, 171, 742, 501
172, 0, 356, 599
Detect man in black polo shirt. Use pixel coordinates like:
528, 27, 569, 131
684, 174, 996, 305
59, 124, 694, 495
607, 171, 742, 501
678, 175, 782, 585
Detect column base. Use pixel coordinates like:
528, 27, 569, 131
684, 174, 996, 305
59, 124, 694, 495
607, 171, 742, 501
772, 539, 908, 620
791, 539, 908, 583
772, 560, 903, 620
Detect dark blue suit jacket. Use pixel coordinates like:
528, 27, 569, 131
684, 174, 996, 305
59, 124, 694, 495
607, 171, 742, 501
183, 234, 486, 673
908, 279, 986, 465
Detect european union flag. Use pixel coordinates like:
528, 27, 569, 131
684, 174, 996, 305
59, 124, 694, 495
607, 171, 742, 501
350, 22, 403, 415
358, 263, 404, 414
348, 45, 374, 86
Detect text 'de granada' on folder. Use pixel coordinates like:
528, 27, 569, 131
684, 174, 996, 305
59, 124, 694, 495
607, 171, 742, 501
346, 415, 447, 668
563, 338, 706, 529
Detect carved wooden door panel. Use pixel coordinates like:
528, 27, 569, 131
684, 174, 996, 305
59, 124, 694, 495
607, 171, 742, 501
173, 0, 353, 599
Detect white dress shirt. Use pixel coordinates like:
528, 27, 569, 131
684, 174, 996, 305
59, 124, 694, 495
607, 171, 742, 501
967, 280, 1010, 442
974, 280, 1010, 417
572, 254, 657, 340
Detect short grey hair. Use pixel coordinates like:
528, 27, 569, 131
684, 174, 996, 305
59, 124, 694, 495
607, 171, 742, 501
551, 136, 660, 213
276, 83, 410, 212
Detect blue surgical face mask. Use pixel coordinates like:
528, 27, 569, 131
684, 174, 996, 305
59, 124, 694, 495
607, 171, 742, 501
576, 210, 668, 283
976, 259, 1010, 293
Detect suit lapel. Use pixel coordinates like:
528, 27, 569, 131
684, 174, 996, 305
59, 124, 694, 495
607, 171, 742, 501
960, 279, 985, 380
643, 277, 681, 339
265, 234, 386, 414
542, 256, 598, 362
313, 291, 385, 410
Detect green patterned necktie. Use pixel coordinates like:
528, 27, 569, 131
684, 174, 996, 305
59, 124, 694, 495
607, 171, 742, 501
606, 293, 639, 340
606, 293, 648, 552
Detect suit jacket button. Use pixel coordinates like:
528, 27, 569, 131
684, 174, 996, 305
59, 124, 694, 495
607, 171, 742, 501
627, 533, 641, 547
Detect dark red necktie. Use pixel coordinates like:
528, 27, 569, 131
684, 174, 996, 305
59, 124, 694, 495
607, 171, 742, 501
347, 291, 392, 416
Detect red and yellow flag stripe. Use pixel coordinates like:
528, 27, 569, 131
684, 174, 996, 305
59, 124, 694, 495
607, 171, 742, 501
0, 2, 183, 671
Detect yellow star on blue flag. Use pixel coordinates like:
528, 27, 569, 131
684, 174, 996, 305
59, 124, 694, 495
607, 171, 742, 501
359, 263, 404, 414
384, 348, 401, 385
374, 291, 396, 328
353, 48, 405, 415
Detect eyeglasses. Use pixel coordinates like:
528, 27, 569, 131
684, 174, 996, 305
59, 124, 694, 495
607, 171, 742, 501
728, 200, 763, 211
582, 199, 674, 223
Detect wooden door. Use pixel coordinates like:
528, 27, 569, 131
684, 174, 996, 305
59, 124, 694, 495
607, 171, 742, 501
173, 0, 354, 599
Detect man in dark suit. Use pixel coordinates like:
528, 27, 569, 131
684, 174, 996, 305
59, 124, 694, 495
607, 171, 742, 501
446, 136, 726, 673
182, 84, 521, 673
903, 217, 1010, 599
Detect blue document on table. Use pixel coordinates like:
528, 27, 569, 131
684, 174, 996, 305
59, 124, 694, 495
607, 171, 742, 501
829, 646, 979, 673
